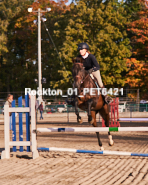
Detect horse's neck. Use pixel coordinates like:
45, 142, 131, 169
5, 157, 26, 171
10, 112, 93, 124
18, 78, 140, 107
83, 72, 96, 88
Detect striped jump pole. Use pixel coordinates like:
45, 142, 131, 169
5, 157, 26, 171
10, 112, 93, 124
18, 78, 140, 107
37, 127, 148, 133
119, 118, 148, 121
38, 147, 148, 157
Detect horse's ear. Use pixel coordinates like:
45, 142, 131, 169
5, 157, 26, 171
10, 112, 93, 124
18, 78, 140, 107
72, 58, 76, 64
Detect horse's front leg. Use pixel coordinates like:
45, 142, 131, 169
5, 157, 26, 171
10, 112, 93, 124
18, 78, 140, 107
87, 99, 94, 124
108, 132, 114, 146
91, 111, 104, 150
99, 104, 114, 146
75, 98, 83, 124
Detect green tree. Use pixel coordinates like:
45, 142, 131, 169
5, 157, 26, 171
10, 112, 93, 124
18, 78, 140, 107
0, 0, 34, 92
0, 0, 70, 92
124, 0, 144, 20
0, 0, 33, 57
54, 0, 131, 88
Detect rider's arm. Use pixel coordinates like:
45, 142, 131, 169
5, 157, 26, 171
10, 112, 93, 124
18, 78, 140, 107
90, 54, 100, 71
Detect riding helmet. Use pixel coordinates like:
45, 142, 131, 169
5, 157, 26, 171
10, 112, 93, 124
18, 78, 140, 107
77, 43, 89, 51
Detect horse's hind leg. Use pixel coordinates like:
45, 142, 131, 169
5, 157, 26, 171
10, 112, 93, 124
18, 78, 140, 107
99, 104, 114, 146
91, 111, 104, 150
75, 98, 83, 124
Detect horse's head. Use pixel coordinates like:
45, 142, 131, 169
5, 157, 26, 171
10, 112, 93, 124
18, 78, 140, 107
72, 57, 85, 88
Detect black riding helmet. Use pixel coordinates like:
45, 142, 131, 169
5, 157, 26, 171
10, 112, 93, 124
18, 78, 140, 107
77, 43, 89, 51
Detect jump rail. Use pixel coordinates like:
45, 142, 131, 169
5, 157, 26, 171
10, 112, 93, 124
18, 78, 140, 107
36, 127, 148, 132
38, 147, 148, 157
119, 118, 148, 121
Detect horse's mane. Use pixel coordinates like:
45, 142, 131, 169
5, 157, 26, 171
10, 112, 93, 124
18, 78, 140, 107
72, 57, 85, 78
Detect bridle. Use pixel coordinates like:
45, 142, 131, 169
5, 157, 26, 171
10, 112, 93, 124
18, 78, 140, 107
74, 73, 89, 85
73, 62, 96, 87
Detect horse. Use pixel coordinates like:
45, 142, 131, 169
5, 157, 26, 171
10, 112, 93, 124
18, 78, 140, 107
71, 57, 114, 150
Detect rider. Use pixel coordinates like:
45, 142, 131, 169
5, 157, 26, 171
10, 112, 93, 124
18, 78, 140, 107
77, 42, 112, 104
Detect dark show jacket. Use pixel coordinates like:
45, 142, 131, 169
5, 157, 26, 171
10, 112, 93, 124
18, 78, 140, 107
78, 54, 100, 71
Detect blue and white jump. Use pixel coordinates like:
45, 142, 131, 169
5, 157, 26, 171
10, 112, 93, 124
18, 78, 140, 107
2, 95, 148, 159
38, 147, 148, 157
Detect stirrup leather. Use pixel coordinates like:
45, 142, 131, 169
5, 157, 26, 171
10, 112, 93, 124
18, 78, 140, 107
89, 74, 100, 88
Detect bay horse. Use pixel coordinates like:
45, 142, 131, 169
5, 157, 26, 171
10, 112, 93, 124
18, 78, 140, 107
71, 57, 114, 150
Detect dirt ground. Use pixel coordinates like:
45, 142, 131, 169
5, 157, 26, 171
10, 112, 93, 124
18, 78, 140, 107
0, 117, 148, 185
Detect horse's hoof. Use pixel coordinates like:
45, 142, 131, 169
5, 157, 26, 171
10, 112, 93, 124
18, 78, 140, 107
108, 135, 114, 146
78, 118, 83, 124
100, 146, 104, 151
109, 140, 114, 146
89, 118, 94, 125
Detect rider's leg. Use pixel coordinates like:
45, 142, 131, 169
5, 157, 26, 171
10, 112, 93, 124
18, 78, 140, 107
92, 70, 113, 104
92, 70, 103, 88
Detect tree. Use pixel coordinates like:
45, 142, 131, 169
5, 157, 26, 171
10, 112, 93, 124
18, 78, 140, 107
126, 58, 148, 98
0, 0, 70, 92
124, 0, 143, 20
54, 0, 132, 89
125, 1, 148, 98
127, 2, 148, 61
0, 0, 34, 57
0, 0, 34, 92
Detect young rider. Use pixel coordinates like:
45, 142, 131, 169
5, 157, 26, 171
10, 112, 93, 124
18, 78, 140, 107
77, 42, 113, 104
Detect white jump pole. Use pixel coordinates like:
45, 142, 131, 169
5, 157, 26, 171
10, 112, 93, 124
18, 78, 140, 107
119, 118, 148, 121
37, 127, 148, 133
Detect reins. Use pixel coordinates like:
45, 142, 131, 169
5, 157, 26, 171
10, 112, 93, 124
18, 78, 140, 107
74, 72, 89, 84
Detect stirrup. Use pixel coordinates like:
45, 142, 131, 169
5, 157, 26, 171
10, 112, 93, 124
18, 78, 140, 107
105, 96, 113, 104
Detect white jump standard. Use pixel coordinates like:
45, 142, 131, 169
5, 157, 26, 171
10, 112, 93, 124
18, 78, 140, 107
1, 95, 39, 159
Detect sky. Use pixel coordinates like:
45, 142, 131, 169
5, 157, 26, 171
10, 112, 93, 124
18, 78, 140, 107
54, 0, 72, 5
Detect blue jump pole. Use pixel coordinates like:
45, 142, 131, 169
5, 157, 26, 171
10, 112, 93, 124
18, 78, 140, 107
18, 96, 23, 152
12, 100, 16, 152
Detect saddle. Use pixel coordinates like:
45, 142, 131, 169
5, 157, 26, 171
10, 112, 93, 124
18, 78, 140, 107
87, 70, 113, 104
86, 70, 100, 88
